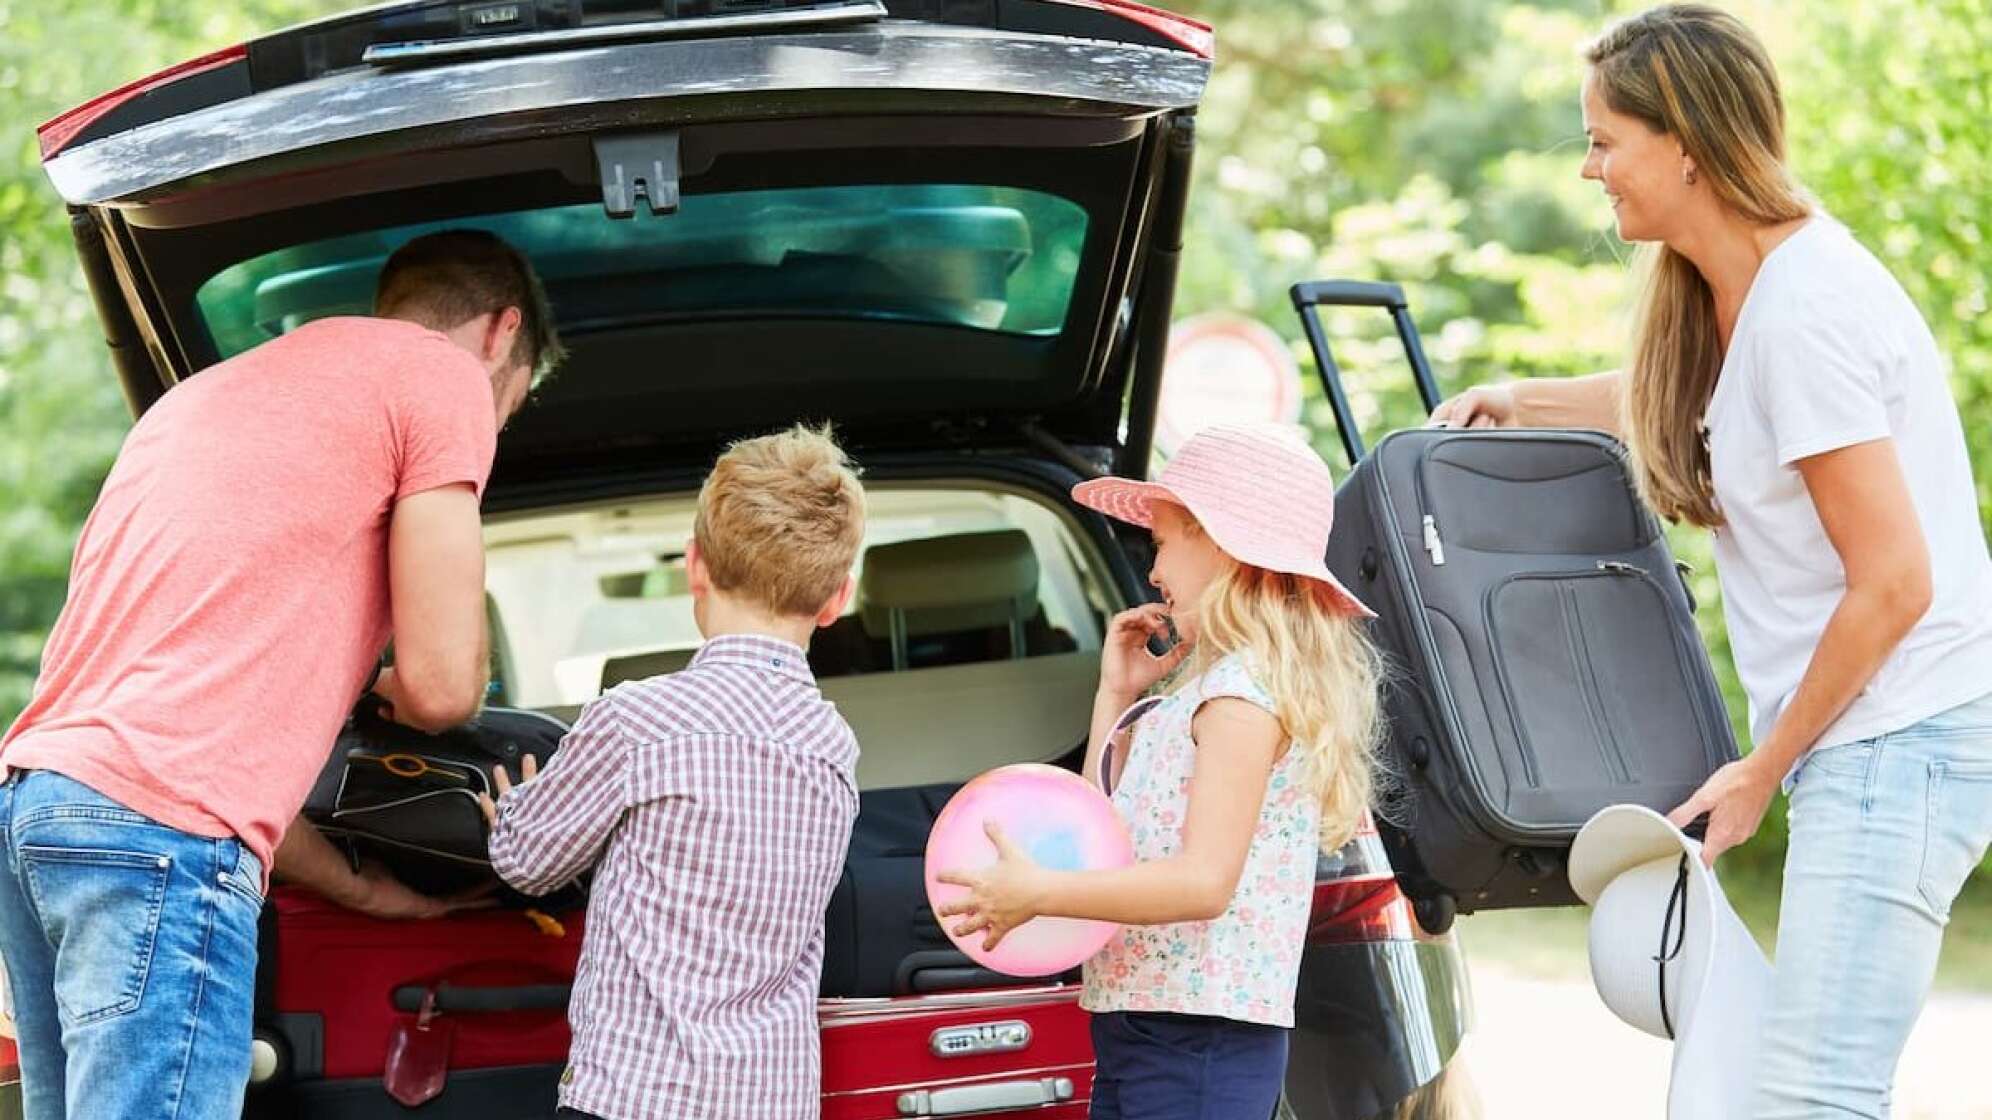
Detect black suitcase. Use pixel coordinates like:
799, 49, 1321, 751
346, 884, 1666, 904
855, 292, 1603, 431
1291, 279, 1738, 932
820, 783, 1050, 997
303, 702, 573, 903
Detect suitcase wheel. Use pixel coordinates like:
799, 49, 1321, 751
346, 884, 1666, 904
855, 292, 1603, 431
1411, 892, 1457, 936
248, 1028, 289, 1087
1511, 847, 1564, 881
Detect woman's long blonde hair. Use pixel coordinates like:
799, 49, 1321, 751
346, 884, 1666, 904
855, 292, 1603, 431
1177, 550, 1385, 852
1585, 5, 1810, 527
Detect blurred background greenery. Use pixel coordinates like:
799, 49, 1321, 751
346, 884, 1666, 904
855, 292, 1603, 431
1, 0, 1986, 983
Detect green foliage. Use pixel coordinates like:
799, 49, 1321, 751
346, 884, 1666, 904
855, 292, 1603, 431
0, 0, 346, 717
1163, 0, 1991, 896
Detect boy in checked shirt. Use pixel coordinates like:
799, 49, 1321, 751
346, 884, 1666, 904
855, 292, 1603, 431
483, 425, 865, 1120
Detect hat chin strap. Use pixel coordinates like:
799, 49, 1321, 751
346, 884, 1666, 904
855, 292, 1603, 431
1655, 853, 1690, 1039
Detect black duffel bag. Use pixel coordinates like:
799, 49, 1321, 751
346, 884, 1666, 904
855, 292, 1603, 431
303, 701, 575, 904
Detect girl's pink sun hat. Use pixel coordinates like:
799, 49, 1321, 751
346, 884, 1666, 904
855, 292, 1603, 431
1072, 423, 1375, 618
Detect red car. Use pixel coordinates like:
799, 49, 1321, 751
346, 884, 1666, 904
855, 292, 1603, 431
31, 3, 1471, 1117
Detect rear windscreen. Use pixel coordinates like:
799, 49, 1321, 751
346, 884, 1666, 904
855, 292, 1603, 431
195, 184, 1089, 359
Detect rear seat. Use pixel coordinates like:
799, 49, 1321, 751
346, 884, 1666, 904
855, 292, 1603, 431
825, 650, 1098, 789
859, 529, 1041, 670
594, 527, 1097, 790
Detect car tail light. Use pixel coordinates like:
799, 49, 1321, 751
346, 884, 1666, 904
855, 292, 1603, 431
37, 44, 247, 161
1307, 875, 1418, 945
1048, 0, 1214, 58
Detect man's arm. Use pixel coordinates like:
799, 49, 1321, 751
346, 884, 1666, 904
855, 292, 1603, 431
384, 484, 489, 732
272, 816, 463, 920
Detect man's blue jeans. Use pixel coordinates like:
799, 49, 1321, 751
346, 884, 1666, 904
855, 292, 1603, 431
1756, 690, 1992, 1119
0, 770, 263, 1120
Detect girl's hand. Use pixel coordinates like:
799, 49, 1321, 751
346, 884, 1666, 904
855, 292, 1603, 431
934, 821, 1050, 952
1098, 604, 1191, 700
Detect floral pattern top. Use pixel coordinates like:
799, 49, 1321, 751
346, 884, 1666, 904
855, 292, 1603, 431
1079, 653, 1321, 1027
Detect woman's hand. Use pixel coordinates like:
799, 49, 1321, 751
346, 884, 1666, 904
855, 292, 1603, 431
1430, 384, 1520, 429
1667, 754, 1779, 866
1098, 603, 1191, 701
934, 822, 1050, 951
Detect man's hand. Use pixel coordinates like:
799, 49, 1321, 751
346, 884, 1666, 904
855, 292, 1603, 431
1667, 755, 1779, 867
331, 859, 495, 921
368, 666, 415, 728
478, 754, 539, 827
276, 816, 493, 920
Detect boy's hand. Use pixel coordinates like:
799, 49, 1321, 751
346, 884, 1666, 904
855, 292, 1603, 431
478, 754, 539, 827
934, 821, 1049, 952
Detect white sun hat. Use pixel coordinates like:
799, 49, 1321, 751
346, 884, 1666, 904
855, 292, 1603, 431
1569, 804, 1773, 1120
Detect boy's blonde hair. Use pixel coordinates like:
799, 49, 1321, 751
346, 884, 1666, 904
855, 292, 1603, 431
694, 424, 866, 618
1176, 521, 1386, 852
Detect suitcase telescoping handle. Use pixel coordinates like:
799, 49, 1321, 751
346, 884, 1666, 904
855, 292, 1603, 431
1290, 279, 1445, 466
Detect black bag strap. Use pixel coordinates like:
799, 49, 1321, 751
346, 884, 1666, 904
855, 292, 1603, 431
1097, 695, 1165, 797
1655, 853, 1691, 1039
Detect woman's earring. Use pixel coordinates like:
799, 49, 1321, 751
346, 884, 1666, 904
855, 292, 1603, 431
1683, 165, 1698, 186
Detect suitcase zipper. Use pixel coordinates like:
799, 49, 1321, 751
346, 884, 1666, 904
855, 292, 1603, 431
1487, 564, 1681, 798
1410, 431, 1656, 571
1422, 514, 1446, 566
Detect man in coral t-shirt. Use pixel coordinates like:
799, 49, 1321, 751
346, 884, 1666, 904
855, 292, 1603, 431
0, 230, 563, 1120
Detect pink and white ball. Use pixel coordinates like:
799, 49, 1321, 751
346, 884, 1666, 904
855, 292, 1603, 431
924, 763, 1135, 977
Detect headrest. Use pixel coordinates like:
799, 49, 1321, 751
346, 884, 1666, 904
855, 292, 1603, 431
859, 529, 1040, 640
600, 647, 698, 691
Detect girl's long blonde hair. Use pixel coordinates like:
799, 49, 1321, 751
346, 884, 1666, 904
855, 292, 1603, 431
1585, 5, 1810, 527
1179, 553, 1385, 852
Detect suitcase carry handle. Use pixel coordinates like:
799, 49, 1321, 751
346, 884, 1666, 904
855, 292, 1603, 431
391, 982, 569, 1014
898, 1077, 1076, 1116
1289, 279, 1445, 466
894, 949, 1051, 994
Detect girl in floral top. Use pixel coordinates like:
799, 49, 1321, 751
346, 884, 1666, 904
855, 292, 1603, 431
937, 423, 1384, 1119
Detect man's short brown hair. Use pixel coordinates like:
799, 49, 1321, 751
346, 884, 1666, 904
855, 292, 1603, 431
695, 425, 866, 618
374, 229, 566, 379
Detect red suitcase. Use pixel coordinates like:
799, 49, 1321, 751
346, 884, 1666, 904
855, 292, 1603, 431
249, 886, 584, 1117
821, 985, 1095, 1120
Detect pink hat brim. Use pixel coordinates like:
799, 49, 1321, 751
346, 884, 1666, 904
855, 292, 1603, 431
1072, 475, 1376, 619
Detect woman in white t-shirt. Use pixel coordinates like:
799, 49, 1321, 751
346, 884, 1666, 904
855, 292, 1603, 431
1434, 5, 1992, 1117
